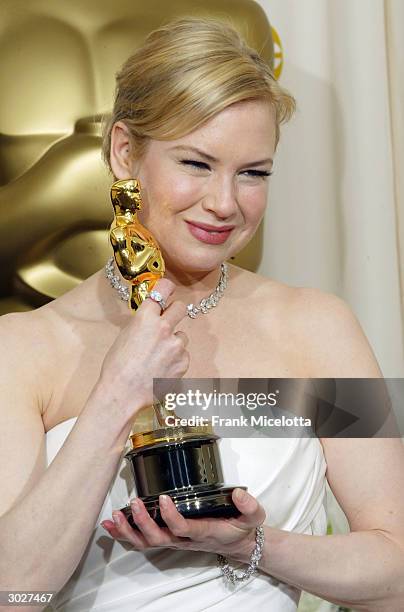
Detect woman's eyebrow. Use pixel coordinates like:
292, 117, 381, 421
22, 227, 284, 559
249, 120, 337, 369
169, 145, 273, 167
169, 145, 218, 162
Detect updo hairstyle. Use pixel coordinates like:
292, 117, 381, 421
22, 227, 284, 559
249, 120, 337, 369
102, 17, 296, 170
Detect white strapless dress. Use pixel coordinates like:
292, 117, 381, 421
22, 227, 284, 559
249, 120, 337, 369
45, 418, 327, 611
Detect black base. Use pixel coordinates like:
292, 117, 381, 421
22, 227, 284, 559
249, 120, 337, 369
120, 485, 247, 529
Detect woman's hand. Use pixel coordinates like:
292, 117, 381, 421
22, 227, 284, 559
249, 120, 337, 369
101, 488, 266, 563
93, 278, 190, 422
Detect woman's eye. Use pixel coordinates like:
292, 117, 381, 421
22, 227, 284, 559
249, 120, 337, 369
180, 159, 210, 171
241, 169, 273, 179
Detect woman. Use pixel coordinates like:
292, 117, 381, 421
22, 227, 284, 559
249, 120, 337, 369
0, 16, 403, 612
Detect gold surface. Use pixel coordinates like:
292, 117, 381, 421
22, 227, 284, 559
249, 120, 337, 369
0, 0, 274, 313
130, 424, 215, 450
109, 179, 165, 310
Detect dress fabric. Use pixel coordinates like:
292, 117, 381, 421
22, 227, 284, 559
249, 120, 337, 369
46, 417, 327, 611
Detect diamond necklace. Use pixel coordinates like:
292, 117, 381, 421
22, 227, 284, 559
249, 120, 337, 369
105, 257, 228, 319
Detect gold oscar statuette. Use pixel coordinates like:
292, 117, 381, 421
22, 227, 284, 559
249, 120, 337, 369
110, 179, 245, 528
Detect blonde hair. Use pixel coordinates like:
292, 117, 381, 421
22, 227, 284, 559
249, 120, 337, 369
102, 17, 296, 170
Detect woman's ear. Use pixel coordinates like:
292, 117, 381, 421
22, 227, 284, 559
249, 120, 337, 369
109, 121, 137, 179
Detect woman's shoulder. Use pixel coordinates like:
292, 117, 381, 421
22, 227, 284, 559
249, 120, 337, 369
228, 262, 348, 313
230, 261, 356, 310
228, 262, 294, 301
0, 305, 65, 385
0, 308, 60, 422
0, 307, 53, 350
286, 286, 382, 377
0, 295, 75, 346
228, 264, 381, 376
0, 274, 107, 418
0, 271, 104, 358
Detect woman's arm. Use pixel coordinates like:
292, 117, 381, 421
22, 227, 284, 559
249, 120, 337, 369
0, 310, 136, 599
235, 437, 404, 611
0, 379, 136, 597
253, 290, 404, 610
0, 282, 188, 608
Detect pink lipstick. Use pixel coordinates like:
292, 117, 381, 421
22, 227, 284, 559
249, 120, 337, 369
185, 221, 234, 245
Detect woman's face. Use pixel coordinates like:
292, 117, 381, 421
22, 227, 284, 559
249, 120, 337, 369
128, 100, 276, 273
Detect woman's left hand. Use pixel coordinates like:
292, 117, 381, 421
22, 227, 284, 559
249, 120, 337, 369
101, 488, 266, 562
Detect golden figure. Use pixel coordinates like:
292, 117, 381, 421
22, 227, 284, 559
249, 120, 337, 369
0, 1, 271, 315
109, 178, 165, 311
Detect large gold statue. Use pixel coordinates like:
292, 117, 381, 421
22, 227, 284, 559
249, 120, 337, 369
109, 179, 165, 311
0, 0, 272, 315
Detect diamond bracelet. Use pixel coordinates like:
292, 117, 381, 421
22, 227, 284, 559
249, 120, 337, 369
217, 526, 265, 584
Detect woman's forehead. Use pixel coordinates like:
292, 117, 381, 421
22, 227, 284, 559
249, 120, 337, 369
149, 101, 276, 161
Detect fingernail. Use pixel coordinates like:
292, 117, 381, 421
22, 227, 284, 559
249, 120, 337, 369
235, 488, 247, 502
100, 521, 109, 531
159, 494, 169, 509
131, 499, 141, 514
112, 512, 121, 524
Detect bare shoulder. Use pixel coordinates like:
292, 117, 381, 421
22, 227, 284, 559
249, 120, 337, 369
228, 265, 382, 377
287, 286, 383, 377
0, 271, 108, 382
0, 273, 99, 387
0, 308, 53, 364
0, 308, 59, 409
227, 263, 294, 304
229, 263, 344, 318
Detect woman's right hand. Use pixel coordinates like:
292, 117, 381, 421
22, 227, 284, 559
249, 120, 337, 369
93, 278, 189, 422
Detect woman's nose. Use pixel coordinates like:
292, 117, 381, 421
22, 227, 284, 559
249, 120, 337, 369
201, 176, 238, 219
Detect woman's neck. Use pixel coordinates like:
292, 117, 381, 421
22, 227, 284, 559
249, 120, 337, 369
102, 258, 227, 323
162, 263, 225, 309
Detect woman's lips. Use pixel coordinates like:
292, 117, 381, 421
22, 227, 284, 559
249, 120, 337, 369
185, 221, 234, 245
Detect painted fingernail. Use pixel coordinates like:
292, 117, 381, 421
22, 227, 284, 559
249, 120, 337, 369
235, 488, 247, 502
159, 494, 169, 508
131, 499, 141, 514
112, 512, 121, 524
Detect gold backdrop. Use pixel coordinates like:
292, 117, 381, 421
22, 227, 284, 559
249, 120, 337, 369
0, 0, 274, 314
